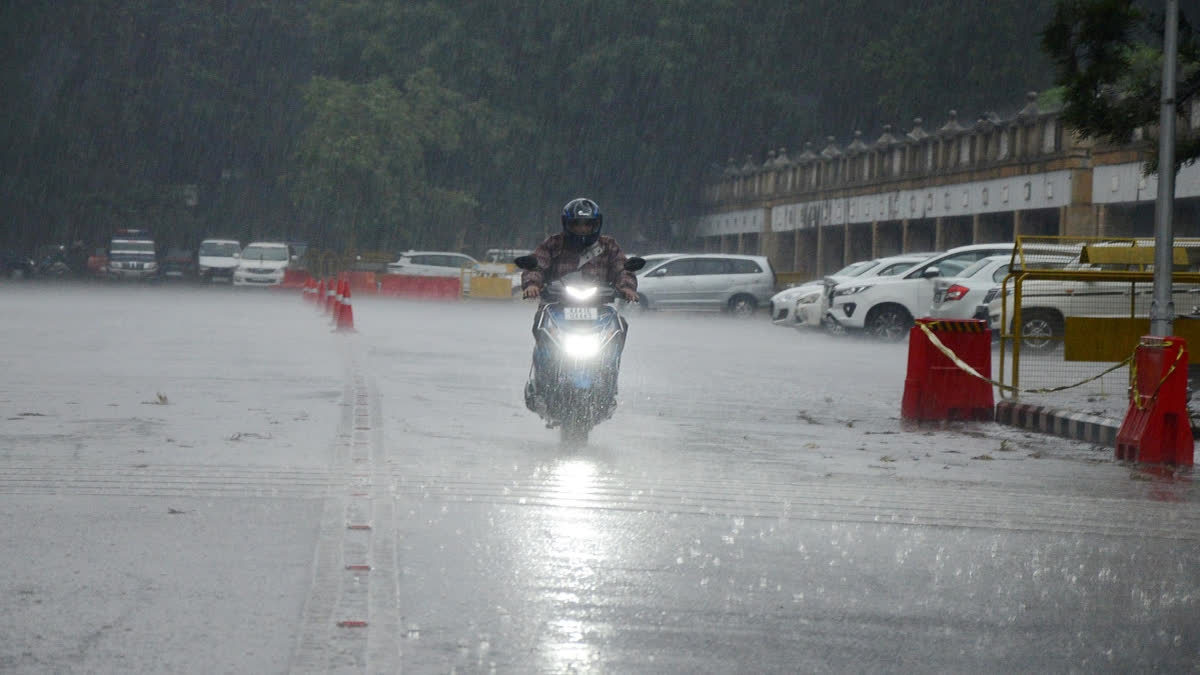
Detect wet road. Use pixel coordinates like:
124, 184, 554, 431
1, 285, 1198, 673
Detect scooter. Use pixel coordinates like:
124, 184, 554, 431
516, 255, 645, 445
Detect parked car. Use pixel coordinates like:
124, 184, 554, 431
386, 250, 478, 277
773, 253, 934, 328
86, 247, 108, 277
160, 247, 197, 280
985, 258, 1174, 351
0, 250, 35, 279
106, 229, 159, 281
930, 253, 1078, 324
826, 243, 1017, 340
233, 241, 292, 287
634, 253, 775, 316
197, 238, 242, 283
482, 248, 533, 264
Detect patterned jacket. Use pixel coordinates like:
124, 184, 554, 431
521, 233, 637, 297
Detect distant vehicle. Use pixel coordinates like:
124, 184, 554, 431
482, 248, 532, 264
770, 253, 933, 327
0, 250, 35, 279
197, 238, 242, 283
634, 253, 776, 317
86, 247, 108, 277
233, 241, 292, 287
826, 243, 1017, 340
106, 229, 159, 281
387, 250, 478, 277
160, 247, 197, 280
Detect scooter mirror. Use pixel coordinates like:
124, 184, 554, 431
514, 255, 538, 270
624, 256, 646, 272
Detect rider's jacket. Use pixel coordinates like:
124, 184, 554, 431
520, 233, 637, 298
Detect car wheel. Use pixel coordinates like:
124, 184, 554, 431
1019, 310, 1062, 351
866, 305, 912, 342
728, 294, 757, 318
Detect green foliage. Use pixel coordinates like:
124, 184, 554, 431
2, 0, 1059, 254
1041, 0, 1199, 171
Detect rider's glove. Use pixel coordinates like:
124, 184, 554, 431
620, 289, 639, 303
523, 284, 542, 299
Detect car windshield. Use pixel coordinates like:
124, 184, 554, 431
200, 241, 241, 256
831, 260, 875, 277
956, 257, 997, 279
876, 261, 919, 276
241, 245, 288, 261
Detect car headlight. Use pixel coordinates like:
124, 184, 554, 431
797, 293, 821, 305
833, 285, 871, 297
562, 333, 602, 358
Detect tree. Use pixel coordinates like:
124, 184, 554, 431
1042, 0, 1200, 171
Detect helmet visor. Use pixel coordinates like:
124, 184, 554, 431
566, 218, 600, 234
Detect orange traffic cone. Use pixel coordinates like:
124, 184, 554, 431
324, 278, 337, 315
330, 279, 343, 326
335, 279, 356, 333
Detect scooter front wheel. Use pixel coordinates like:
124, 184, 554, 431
560, 417, 589, 447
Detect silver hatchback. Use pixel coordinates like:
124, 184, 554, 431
635, 254, 776, 316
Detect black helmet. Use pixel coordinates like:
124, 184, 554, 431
561, 197, 603, 248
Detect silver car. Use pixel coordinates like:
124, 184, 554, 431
635, 254, 775, 316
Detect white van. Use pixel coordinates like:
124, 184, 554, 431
233, 241, 292, 287
197, 238, 242, 283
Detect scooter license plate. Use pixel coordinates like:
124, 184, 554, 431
564, 307, 598, 320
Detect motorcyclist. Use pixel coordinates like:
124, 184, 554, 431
521, 197, 639, 411
521, 197, 639, 305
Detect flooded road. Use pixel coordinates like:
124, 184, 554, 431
1, 285, 1197, 673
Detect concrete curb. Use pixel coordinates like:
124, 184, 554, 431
994, 400, 1121, 446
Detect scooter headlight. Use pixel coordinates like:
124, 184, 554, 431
562, 333, 602, 358
564, 285, 598, 300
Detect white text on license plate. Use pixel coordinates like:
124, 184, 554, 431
564, 307, 598, 320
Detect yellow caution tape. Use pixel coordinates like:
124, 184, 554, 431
1128, 338, 1185, 411
917, 322, 1134, 395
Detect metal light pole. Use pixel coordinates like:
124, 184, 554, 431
1150, 0, 1179, 336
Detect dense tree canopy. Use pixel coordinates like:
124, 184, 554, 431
1042, 0, 1199, 173
1, 0, 1058, 254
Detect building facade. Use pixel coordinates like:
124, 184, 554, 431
698, 92, 1200, 278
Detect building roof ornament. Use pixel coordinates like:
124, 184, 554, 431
906, 118, 928, 142
723, 157, 739, 177
874, 124, 899, 148
820, 136, 843, 158
796, 142, 818, 162
937, 110, 966, 137
846, 130, 869, 155
1017, 91, 1040, 124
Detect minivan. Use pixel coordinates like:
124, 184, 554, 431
635, 254, 776, 316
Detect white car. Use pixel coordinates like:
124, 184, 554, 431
931, 253, 1079, 324
769, 260, 870, 325
799, 253, 935, 329
197, 238, 242, 283
233, 241, 292, 287
827, 243, 1017, 341
386, 250, 478, 277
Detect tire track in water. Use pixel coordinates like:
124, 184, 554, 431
385, 469, 1200, 541
0, 461, 334, 498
